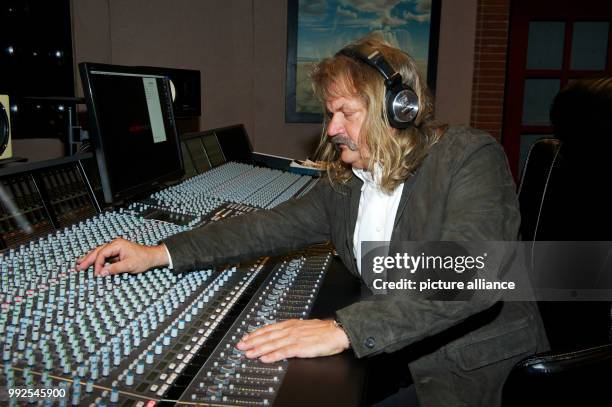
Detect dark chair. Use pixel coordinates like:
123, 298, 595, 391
517, 138, 611, 351
503, 75, 612, 406
503, 343, 612, 406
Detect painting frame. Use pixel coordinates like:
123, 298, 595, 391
285, 0, 442, 123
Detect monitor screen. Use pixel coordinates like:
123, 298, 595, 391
180, 141, 197, 178
79, 63, 184, 203
185, 137, 211, 173
201, 133, 226, 167
213, 124, 253, 163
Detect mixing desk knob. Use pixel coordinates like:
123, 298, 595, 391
220, 364, 236, 374
17, 337, 25, 351
71, 389, 81, 405
2, 347, 11, 362
110, 386, 119, 403
214, 374, 230, 385
125, 371, 134, 386
90, 364, 99, 380
206, 385, 223, 398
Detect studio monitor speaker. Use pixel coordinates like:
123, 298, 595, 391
136, 66, 201, 118
0, 95, 13, 160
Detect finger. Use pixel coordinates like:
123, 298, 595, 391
259, 334, 332, 363
259, 344, 302, 363
94, 244, 122, 276
244, 336, 295, 359
103, 261, 132, 276
242, 319, 298, 341
237, 327, 288, 351
76, 246, 104, 271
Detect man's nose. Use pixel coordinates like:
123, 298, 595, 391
327, 114, 342, 137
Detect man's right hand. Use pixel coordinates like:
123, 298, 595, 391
76, 238, 170, 277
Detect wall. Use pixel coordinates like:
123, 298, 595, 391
434, 0, 479, 127
72, 0, 479, 159
470, 0, 511, 141
72, 0, 257, 146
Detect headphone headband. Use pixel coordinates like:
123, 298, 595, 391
338, 48, 400, 86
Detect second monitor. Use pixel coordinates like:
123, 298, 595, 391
180, 124, 254, 177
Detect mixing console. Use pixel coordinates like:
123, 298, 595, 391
0, 174, 56, 248
179, 248, 330, 406
153, 163, 314, 210
0, 160, 330, 406
41, 164, 99, 229
0, 155, 100, 250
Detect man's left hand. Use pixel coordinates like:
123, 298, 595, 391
236, 319, 350, 363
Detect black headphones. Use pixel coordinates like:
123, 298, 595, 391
337, 47, 419, 129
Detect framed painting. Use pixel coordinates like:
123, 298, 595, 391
285, 0, 441, 123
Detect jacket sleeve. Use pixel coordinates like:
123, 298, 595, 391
162, 179, 332, 274
335, 142, 521, 358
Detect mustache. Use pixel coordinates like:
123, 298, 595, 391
329, 136, 358, 151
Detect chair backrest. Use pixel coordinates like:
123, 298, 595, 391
517, 138, 561, 242
517, 77, 612, 350
504, 73, 612, 407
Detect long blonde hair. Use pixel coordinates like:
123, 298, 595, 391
311, 33, 445, 193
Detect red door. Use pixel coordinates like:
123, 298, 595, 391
503, 0, 612, 180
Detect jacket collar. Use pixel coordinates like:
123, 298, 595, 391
346, 175, 362, 242
341, 176, 362, 274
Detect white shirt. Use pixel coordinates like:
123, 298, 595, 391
352, 165, 404, 274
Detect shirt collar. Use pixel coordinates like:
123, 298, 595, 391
352, 163, 382, 189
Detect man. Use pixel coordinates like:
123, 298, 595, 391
77, 34, 548, 406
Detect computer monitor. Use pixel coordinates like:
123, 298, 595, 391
213, 124, 253, 163
79, 62, 184, 204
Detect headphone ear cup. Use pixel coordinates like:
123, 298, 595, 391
386, 86, 419, 129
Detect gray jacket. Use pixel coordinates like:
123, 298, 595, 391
163, 126, 549, 407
